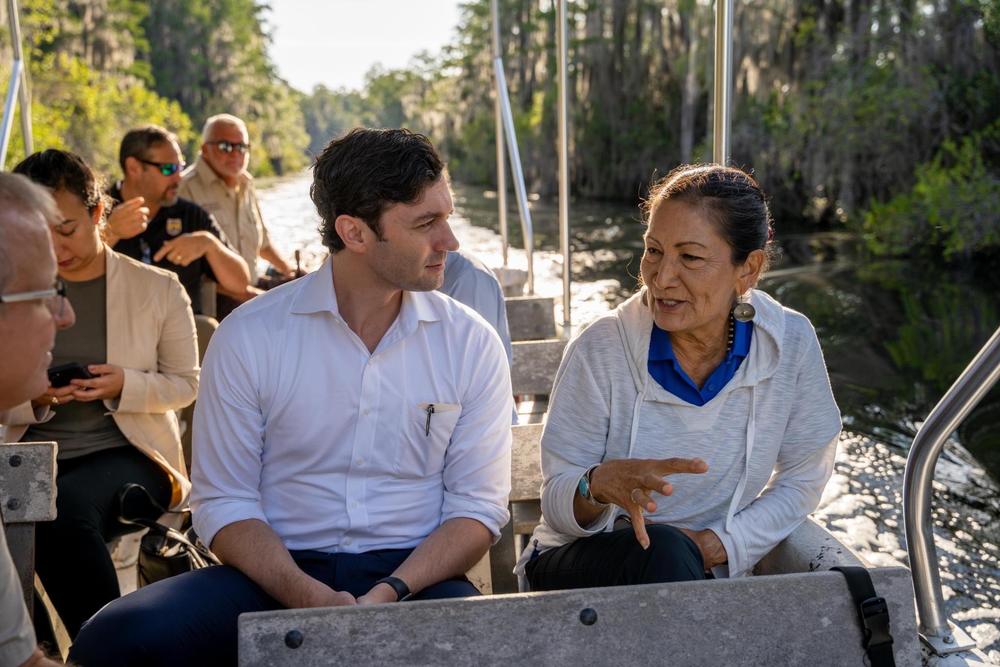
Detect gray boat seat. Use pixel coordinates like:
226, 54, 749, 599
238, 566, 921, 666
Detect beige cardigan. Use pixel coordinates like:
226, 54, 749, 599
0, 249, 198, 508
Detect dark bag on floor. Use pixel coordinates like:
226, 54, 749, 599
117, 483, 220, 587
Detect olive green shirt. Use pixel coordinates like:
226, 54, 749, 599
25, 274, 130, 459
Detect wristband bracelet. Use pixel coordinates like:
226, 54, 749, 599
374, 575, 412, 602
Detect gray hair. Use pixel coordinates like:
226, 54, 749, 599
0, 172, 59, 294
201, 113, 249, 144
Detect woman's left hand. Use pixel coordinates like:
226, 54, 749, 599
677, 527, 728, 571
70, 364, 125, 402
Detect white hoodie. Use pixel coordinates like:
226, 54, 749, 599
515, 288, 842, 578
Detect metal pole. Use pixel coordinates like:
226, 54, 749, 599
1, 0, 31, 168
0, 59, 23, 168
490, 0, 508, 267
493, 59, 535, 294
556, 0, 570, 332
712, 0, 733, 165
903, 326, 1000, 653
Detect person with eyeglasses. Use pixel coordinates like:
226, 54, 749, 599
6, 150, 199, 642
0, 173, 75, 667
179, 114, 297, 319
106, 124, 250, 317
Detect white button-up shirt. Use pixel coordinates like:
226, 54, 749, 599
191, 259, 513, 553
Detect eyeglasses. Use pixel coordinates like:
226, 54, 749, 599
138, 159, 186, 176
0, 279, 68, 318
210, 140, 250, 155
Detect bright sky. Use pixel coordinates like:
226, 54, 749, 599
265, 0, 465, 93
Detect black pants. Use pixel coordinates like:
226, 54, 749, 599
526, 524, 707, 591
34, 445, 171, 639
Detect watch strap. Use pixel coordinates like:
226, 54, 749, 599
375, 575, 412, 602
578, 464, 606, 506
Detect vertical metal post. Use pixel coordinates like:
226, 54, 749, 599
556, 0, 571, 332
1, 0, 32, 168
712, 0, 733, 165
903, 326, 1000, 654
490, 0, 535, 295
491, 0, 508, 267
0, 60, 23, 167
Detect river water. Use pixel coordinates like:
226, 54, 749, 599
259, 174, 1000, 659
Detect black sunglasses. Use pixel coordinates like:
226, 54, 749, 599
138, 158, 185, 176
211, 140, 250, 155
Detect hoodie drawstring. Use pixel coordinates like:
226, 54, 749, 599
725, 387, 755, 533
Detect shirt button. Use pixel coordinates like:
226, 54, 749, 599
362, 408, 370, 416
355, 458, 365, 466
342, 537, 352, 546
351, 501, 360, 509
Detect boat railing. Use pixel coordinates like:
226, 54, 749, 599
490, 0, 535, 296
713, 0, 734, 164
903, 325, 1000, 655
0, 0, 33, 169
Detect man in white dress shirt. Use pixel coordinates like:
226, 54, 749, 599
70, 128, 514, 666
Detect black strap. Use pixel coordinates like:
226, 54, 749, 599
832, 566, 896, 666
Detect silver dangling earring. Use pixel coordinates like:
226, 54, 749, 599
732, 292, 756, 322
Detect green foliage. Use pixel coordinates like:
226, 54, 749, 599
3, 54, 193, 177
862, 123, 1000, 259
3, 0, 311, 177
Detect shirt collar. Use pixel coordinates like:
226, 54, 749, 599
290, 258, 339, 315
289, 258, 442, 326
729, 318, 752, 360
649, 318, 754, 363
648, 324, 677, 362
190, 155, 248, 190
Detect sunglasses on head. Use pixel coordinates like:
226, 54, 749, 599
138, 158, 185, 176
211, 140, 250, 155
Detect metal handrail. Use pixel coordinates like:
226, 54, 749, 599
712, 0, 733, 164
903, 325, 1000, 654
490, 1, 508, 269
490, 0, 534, 295
1, 0, 33, 168
556, 0, 570, 332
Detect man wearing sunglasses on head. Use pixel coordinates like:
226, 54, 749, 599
179, 114, 297, 318
106, 125, 250, 317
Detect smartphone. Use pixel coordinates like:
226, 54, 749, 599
47, 362, 95, 388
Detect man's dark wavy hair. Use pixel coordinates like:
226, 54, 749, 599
311, 128, 444, 253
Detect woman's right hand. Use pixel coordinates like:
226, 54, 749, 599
589, 457, 709, 549
31, 384, 77, 408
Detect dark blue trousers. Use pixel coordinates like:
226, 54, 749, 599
68, 548, 478, 667
526, 524, 707, 590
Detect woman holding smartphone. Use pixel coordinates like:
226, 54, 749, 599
2, 150, 198, 639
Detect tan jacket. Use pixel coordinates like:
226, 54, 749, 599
0, 249, 198, 508
178, 157, 270, 281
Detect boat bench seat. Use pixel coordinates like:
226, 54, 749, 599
237, 566, 921, 666
511, 339, 566, 396
0, 441, 57, 614
505, 296, 557, 341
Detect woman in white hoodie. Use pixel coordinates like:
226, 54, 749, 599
518, 164, 842, 588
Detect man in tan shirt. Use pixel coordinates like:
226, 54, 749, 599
178, 114, 294, 316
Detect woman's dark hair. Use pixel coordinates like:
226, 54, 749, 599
643, 164, 775, 269
311, 127, 445, 253
12, 149, 108, 216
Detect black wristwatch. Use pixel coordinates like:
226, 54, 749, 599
374, 576, 412, 602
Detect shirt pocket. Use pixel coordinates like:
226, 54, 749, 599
394, 402, 462, 479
